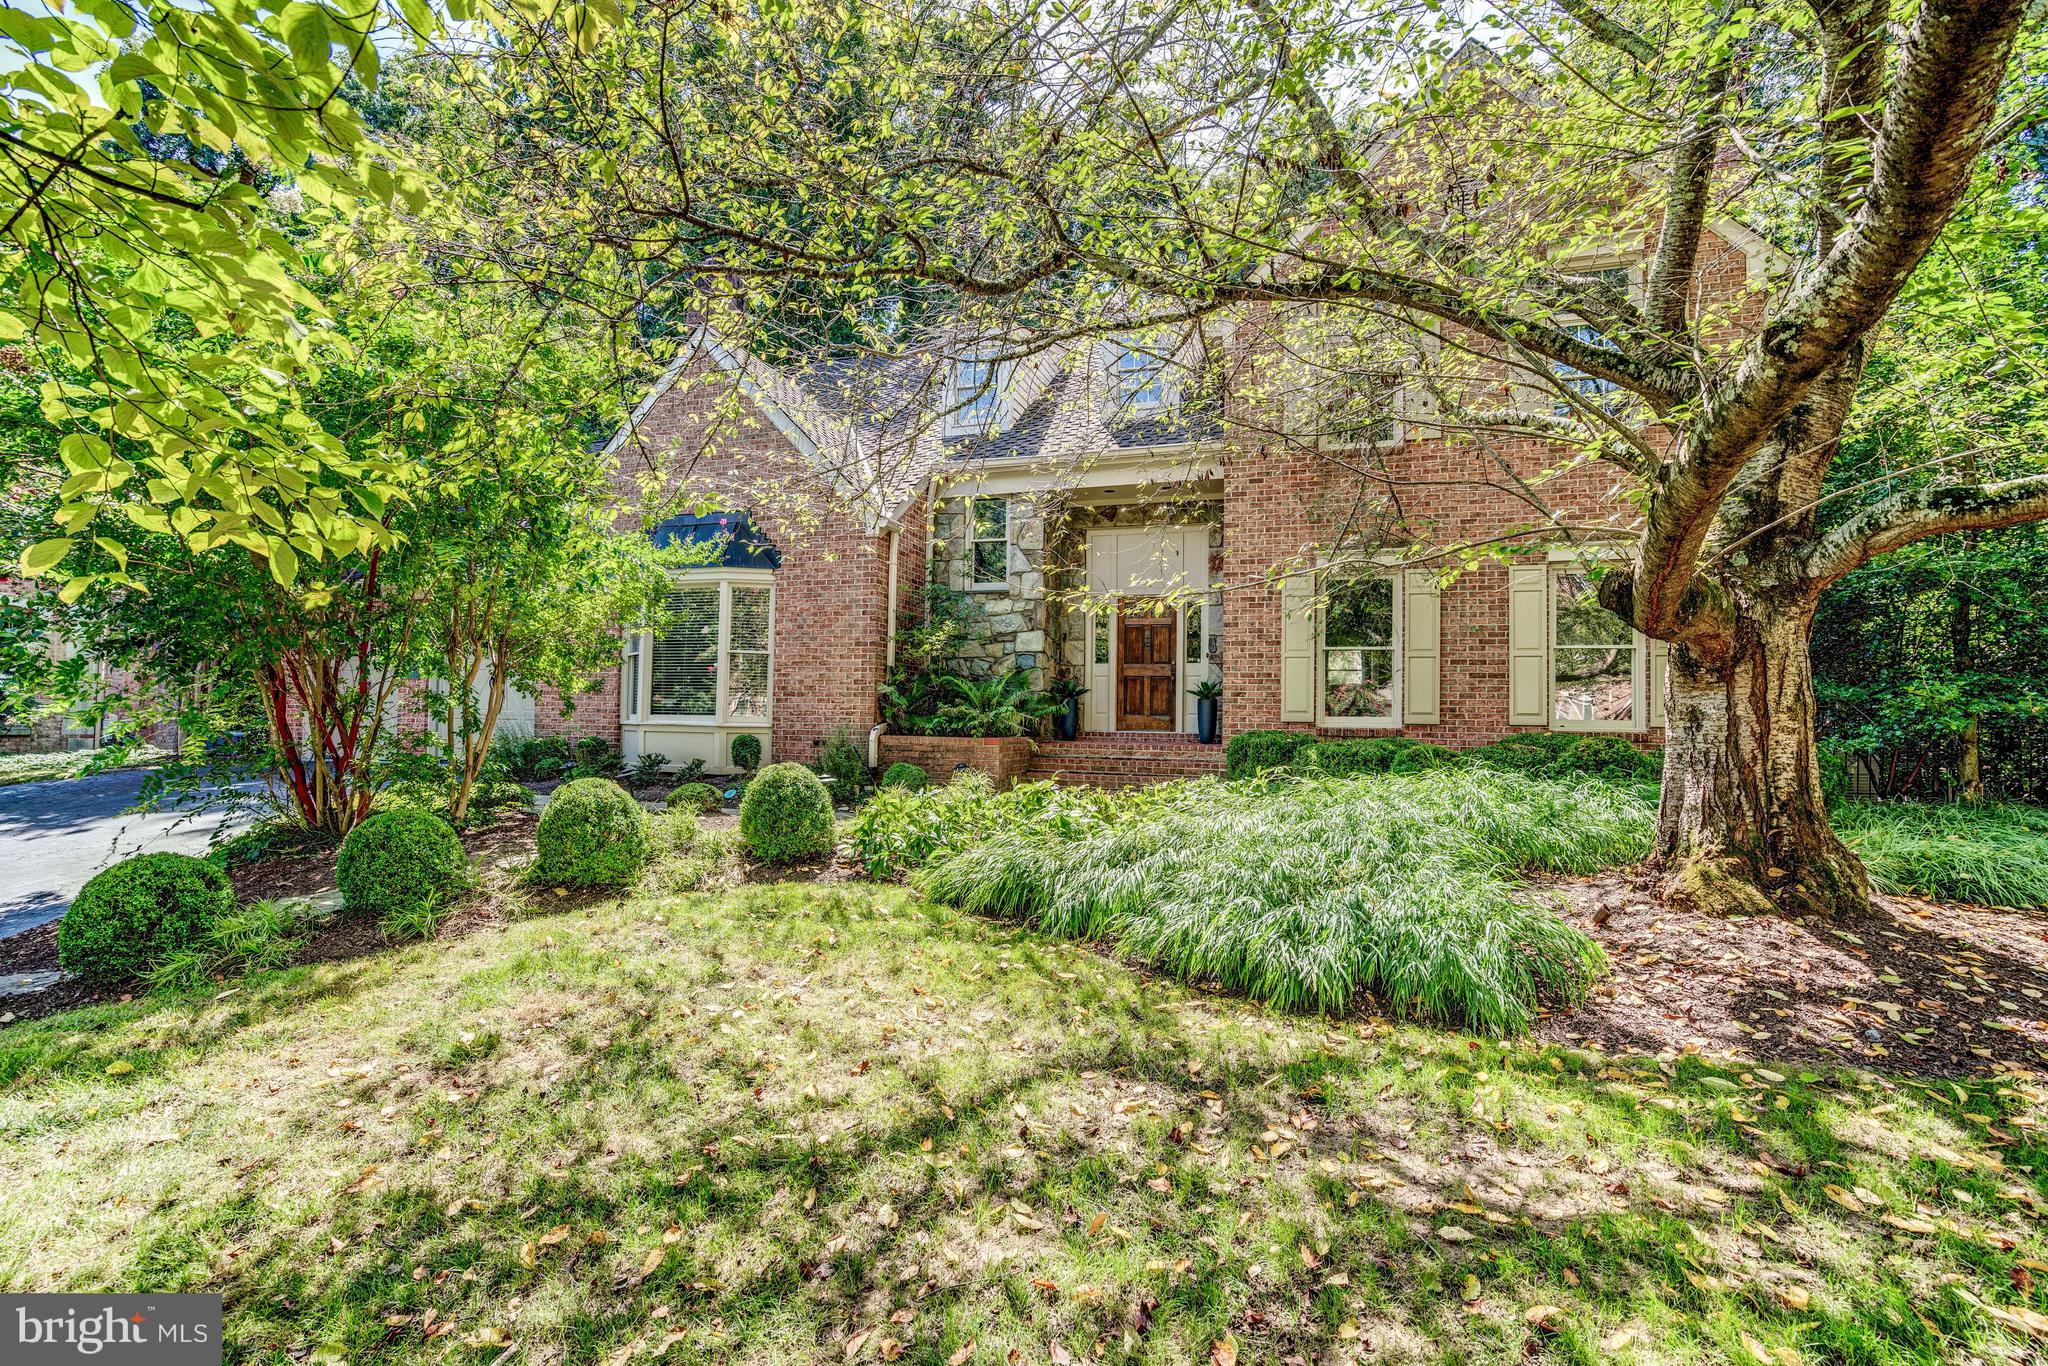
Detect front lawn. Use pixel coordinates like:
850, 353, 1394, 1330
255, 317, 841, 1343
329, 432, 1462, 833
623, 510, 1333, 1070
7, 878, 2048, 1364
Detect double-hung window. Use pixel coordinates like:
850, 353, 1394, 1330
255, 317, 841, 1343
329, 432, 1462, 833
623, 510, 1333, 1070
635, 574, 775, 724
969, 496, 1009, 588
1549, 265, 1630, 416
948, 357, 1001, 434
1114, 342, 1168, 414
1320, 575, 1398, 725
1551, 568, 1640, 729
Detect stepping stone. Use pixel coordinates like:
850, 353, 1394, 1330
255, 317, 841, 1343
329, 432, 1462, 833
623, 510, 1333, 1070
0, 969, 64, 997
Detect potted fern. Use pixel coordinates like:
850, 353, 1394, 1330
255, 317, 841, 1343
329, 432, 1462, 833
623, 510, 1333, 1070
1189, 675, 1222, 744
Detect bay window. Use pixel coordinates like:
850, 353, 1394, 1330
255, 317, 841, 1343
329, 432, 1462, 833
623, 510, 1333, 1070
630, 574, 775, 724
1320, 574, 1398, 725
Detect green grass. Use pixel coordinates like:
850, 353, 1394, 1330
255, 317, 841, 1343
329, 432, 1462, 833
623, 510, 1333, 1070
0, 745, 170, 787
1836, 801, 2048, 908
5, 878, 2048, 1364
917, 769, 1643, 1033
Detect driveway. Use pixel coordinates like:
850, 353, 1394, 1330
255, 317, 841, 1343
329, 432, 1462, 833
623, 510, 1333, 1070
0, 770, 256, 940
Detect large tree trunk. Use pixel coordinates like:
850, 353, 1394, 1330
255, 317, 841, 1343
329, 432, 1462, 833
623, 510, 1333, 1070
1656, 595, 1871, 918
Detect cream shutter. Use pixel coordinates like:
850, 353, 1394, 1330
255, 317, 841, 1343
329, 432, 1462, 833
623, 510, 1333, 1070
1647, 638, 1669, 728
1280, 575, 1316, 722
1507, 564, 1550, 727
1401, 569, 1441, 725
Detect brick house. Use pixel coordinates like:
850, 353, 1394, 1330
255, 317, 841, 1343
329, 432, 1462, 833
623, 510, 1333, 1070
536, 220, 1778, 782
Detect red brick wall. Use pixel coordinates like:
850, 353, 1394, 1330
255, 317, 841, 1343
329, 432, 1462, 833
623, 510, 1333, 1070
878, 735, 1036, 790
566, 354, 909, 765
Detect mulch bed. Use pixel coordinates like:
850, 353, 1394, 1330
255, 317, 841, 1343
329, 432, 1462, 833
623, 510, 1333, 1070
1534, 868, 2048, 1079
0, 809, 543, 1028
12, 811, 2048, 1084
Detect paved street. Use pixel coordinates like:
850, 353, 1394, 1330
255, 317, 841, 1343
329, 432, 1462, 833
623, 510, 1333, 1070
0, 770, 254, 940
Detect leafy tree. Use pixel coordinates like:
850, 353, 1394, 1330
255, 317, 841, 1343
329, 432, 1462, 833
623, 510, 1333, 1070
474, 0, 2048, 915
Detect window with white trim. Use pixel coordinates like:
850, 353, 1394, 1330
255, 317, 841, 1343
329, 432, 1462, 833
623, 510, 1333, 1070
1551, 568, 1640, 729
1320, 574, 1398, 725
634, 574, 775, 724
969, 497, 1009, 588
1113, 342, 1169, 414
1549, 265, 1631, 416
947, 357, 1001, 435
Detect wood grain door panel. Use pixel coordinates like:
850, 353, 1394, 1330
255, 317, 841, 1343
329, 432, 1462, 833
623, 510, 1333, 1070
1116, 605, 1177, 730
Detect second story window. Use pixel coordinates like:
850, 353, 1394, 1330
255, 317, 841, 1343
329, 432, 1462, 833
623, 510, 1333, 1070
948, 357, 1001, 435
1114, 343, 1168, 413
1550, 323, 1622, 415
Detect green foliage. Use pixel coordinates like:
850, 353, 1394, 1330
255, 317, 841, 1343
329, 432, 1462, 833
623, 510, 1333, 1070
570, 737, 626, 780
336, 809, 469, 918
916, 770, 1638, 1033
737, 763, 836, 862
879, 762, 927, 791
58, 853, 236, 984
1223, 729, 1317, 779
1469, 732, 1662, 784
1835, 801, 2048, 907
846, 771, 1195, 880
730, 734, 763, 771
816, 726, 869, 799
146, 897, 326, 994
627, 751, 671, 786
378, 893, 452, 943
1296, 736, 1454, 776
665, 782, 724, 813
532, 777, 650, 889
497, 735, 573, 782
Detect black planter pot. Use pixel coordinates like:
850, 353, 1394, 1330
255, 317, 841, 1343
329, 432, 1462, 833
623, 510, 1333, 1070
1196, 696, 1220, 744
1060, 697, 1081, 741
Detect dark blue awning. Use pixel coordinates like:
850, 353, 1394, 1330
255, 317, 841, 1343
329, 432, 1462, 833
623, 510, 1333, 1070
648, 511, 780, 569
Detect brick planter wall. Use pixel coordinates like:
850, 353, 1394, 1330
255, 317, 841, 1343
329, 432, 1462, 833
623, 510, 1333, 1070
878, 735, 1037, 790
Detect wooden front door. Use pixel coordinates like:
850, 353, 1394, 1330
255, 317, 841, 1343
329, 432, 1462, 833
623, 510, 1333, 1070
1116, 605, 1177, 730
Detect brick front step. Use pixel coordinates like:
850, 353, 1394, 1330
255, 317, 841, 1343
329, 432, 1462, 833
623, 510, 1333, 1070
1026, 734, 1225, 788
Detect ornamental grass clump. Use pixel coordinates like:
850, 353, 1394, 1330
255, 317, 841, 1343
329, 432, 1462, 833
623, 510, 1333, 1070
1835, 800, 2048, 907
918, 768, 1645, 1034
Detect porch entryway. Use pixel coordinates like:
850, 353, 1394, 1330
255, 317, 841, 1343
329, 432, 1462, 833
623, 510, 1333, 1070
1082, 525, 1217, 736
1025, 731, 1226, 788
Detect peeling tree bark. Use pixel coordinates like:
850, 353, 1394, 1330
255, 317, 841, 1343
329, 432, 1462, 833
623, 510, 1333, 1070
1658, 595, 1870, 917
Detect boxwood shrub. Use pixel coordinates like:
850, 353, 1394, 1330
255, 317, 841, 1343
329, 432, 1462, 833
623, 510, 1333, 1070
665, 781, 724, 814
879, 762, 927, 791
533, 777, 650, 888
337, 808, 469, 917
58, 852, 235, 983
1223, 729, 1318, 780
738, 762, 836, 862
1298, 736, 1459, 776
730, 733, 763, 771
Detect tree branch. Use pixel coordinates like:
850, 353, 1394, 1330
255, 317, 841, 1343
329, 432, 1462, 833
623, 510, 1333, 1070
1550, 0, 1660, 63
1807, 471, 2048, 585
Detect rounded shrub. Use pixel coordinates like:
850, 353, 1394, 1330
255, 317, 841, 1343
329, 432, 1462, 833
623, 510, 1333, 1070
533, 777, 650, 888
337, 808, 468, 917
58, 852, 234, 984
730, 733, 763, 771
879, 762, 927, 792
738, 762, 836, 862
665, 781, 723, 814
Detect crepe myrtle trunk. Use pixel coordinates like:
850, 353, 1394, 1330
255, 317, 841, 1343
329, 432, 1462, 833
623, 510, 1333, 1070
1654, 590, 1870, 918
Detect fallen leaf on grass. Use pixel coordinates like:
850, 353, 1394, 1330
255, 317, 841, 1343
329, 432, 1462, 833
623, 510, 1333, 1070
946, 1342, 976, 1366
1211, 1334, 1238, 1366
1523, 1304, 1563, 1331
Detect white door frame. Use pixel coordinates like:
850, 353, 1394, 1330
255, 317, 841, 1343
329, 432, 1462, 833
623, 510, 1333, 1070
1081, 526, 1214, 735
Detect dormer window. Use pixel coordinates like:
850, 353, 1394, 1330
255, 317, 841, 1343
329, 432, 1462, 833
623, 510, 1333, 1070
947, 357, 1002, 436
1114, 342, 1169, 414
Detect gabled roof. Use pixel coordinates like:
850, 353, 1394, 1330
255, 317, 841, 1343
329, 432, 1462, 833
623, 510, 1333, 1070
601, 324, 1219, 532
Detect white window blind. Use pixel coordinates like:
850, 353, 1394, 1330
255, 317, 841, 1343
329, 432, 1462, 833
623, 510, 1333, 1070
651, 585, 719, 718
727, 585, 772, 722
